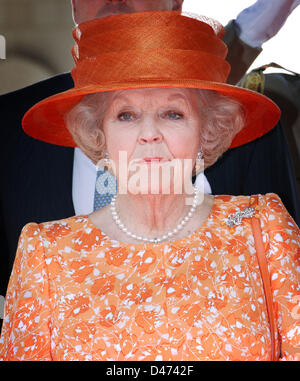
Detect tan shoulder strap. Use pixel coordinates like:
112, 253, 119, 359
255, 62, 300, 77
249, 195, 277, 361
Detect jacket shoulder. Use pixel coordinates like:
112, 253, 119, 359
0, 72, 73, 141
0, 72, 73, 104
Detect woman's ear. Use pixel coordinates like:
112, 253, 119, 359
172, 0, 184, 11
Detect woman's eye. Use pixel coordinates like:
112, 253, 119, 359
118, 112, 134, 121
165, 111, 184, 120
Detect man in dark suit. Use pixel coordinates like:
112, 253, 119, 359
0, 0, 299, 324
238, 65, 300, 195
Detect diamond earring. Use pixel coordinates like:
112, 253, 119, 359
103, 151, 111, 171
195, 148, 204, 173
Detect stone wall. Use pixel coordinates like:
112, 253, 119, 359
0, 0, 74, 94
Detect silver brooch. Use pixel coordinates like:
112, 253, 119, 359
226, 207, 256, 228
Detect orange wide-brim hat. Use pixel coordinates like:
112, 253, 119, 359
22, 11, 280, 148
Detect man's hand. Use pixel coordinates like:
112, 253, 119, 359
235, 0, 300, 48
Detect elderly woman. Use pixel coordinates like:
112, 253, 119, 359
0, 11, 299, 361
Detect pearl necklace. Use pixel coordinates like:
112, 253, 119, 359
110, 187, 201, 243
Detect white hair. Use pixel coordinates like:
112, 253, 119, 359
64, 92, 108, 163
195, 89, 245, 167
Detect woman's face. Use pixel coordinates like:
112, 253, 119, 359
102, 87, 201, 195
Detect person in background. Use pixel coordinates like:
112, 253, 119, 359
224, 0, 300, 84
0, 0, 299, 326
206, 0, 300, 227
240, 62, 300, 194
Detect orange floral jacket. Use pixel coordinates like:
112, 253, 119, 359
0, 193, 299, 360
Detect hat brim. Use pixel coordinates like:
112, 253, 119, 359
22, 79, 280, 149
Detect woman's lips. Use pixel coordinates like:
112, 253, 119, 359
128, 157, 173, 166
142, 157, 169, 163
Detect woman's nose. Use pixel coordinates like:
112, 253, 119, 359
138, 133, 163, 145
137, 120, 163, 145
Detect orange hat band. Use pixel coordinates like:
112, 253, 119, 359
72, 28, 228, 64
71, 11, 229, 87
72, 50, 230, 87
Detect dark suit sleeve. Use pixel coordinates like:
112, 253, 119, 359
205, 123, 300, 227
223, 20, 262, 85
0, 74, 74, 300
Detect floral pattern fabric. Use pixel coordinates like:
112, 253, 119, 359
0, 193, 299, 361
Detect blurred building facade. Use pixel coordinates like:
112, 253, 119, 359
0, 0, 74, 94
